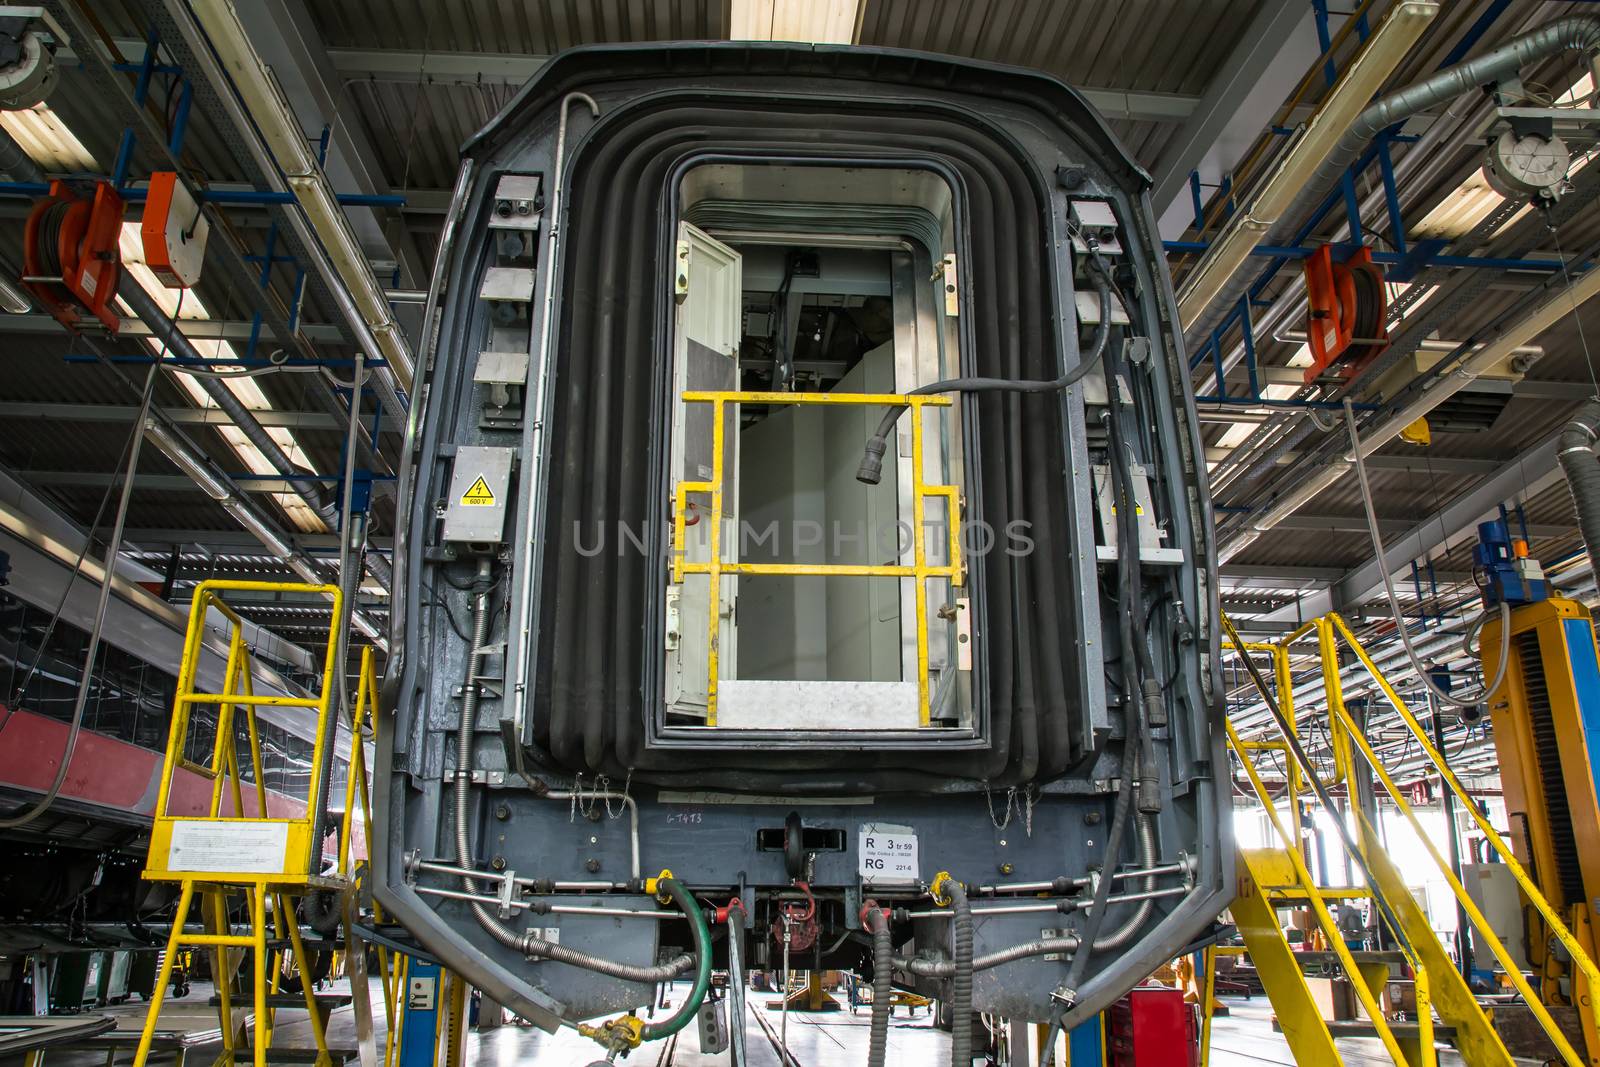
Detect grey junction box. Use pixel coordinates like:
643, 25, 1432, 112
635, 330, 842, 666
443, 446, 515, 544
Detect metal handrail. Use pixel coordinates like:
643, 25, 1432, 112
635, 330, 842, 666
1226, 717, 1428, 1066
670, 390, 963, 726
148, 579, 344, 881
1329, 612, 1600, 1065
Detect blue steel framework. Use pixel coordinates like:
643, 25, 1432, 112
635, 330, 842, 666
5, 18, 403, 559
1170, 0, 1538, 414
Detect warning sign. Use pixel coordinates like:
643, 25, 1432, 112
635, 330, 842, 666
460, 476, 496, 507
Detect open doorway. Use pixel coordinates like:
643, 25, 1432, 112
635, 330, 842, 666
663, 162, 971, 737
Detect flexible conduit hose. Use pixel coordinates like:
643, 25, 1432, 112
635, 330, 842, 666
1343, 401, 1511, 709
1558, 400, 1600, 584
1087, 815, 1159, 952
948, 880, 974, 1067
866, 906, 892, 1067
893, 937, 1082, 978
451, 561, 694, 984
857, 264, 1114, 484
1184, 14, 1600, 348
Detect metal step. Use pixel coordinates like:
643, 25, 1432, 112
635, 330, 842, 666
209, 993, 353, 1010
231, 1046, 359, 1063
1274, 1018, 1458, 1042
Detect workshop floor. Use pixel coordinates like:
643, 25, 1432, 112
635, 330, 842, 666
9, 983, 1551, 1066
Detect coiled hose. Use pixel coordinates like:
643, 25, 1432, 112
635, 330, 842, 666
866, 905, 892, 1067
948, 881, 973, 1067
639, 878, 712, 1041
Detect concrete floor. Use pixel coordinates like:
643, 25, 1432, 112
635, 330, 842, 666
6, 981, 1552, 1066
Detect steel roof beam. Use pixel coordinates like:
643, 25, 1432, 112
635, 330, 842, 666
1150, 0, 1307, 223
232, 0, 429, 290
0, 401, 400, 433
321, 45, 1200, 122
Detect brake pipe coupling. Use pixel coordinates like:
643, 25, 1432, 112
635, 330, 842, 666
930, 870, 955, 906
645, 868, 674, 904
577, 1014, 643, 1055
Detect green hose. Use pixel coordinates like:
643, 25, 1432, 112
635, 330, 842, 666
640, 878, 712, 1041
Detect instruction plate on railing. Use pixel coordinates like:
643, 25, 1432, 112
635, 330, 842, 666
168, 819, 288, 874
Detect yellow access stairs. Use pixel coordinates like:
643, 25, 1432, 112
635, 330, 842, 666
1221, 612, 1600, 1067
131, 582, 404, 1067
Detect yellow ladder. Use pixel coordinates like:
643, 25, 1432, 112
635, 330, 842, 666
134, 580, 347, 1067
1222, 611, 1600, 1066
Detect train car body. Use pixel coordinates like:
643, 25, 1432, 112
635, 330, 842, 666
378, 42, 1228, 1036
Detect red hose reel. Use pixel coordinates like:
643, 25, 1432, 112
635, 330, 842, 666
22, 179, 125, 333
1302, 244, 1387, 385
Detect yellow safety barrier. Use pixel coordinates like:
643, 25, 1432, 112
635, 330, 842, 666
135, 580, 348, 1067
671, 390, 963, 726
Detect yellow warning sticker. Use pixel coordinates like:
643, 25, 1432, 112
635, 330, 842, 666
460, 476, 496, 507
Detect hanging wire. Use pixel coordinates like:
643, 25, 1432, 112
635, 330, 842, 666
0, 292, 185, 828
1548, 218, 1600, 399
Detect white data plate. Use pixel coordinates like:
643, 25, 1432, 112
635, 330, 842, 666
859, 823, 919, 885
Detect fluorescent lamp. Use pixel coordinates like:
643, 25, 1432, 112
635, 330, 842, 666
0, 102, 95, 170
731, 0, 862, 43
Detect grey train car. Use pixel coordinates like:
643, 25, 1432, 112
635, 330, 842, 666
377, 41, 1229, 1057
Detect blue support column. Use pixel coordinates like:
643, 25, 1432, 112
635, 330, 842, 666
112, 29, 160, 188
399, 959, 442, 1067
1378, 135, 1407, 254
1067, 1013, 1106, 1066
1190, 170, 1205, 234
168, 80, 193, 156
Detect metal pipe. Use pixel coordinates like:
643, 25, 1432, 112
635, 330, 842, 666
892, 937, 1083, 978
413, 859, 625, 892
411, 885, 680, 919
512, 93, 598, 749
975, 862, 1188, 895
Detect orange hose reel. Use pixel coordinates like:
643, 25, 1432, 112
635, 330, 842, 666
23, 179, 125, 333
1302, 244, 1386, 385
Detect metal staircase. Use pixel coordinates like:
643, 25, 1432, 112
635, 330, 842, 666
1221, 612, 1600, 1066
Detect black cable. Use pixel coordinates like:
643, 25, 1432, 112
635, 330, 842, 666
768, 252, 798, 390
855, 260, 1117, 485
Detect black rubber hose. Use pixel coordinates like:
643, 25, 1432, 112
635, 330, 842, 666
867, 906, 892, 1067
948, 880, 974, 1067
856, 265, 1114, 485
1063, 336, 1143, 996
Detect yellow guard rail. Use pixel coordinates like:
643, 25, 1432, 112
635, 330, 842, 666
671, 390, 963, 726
